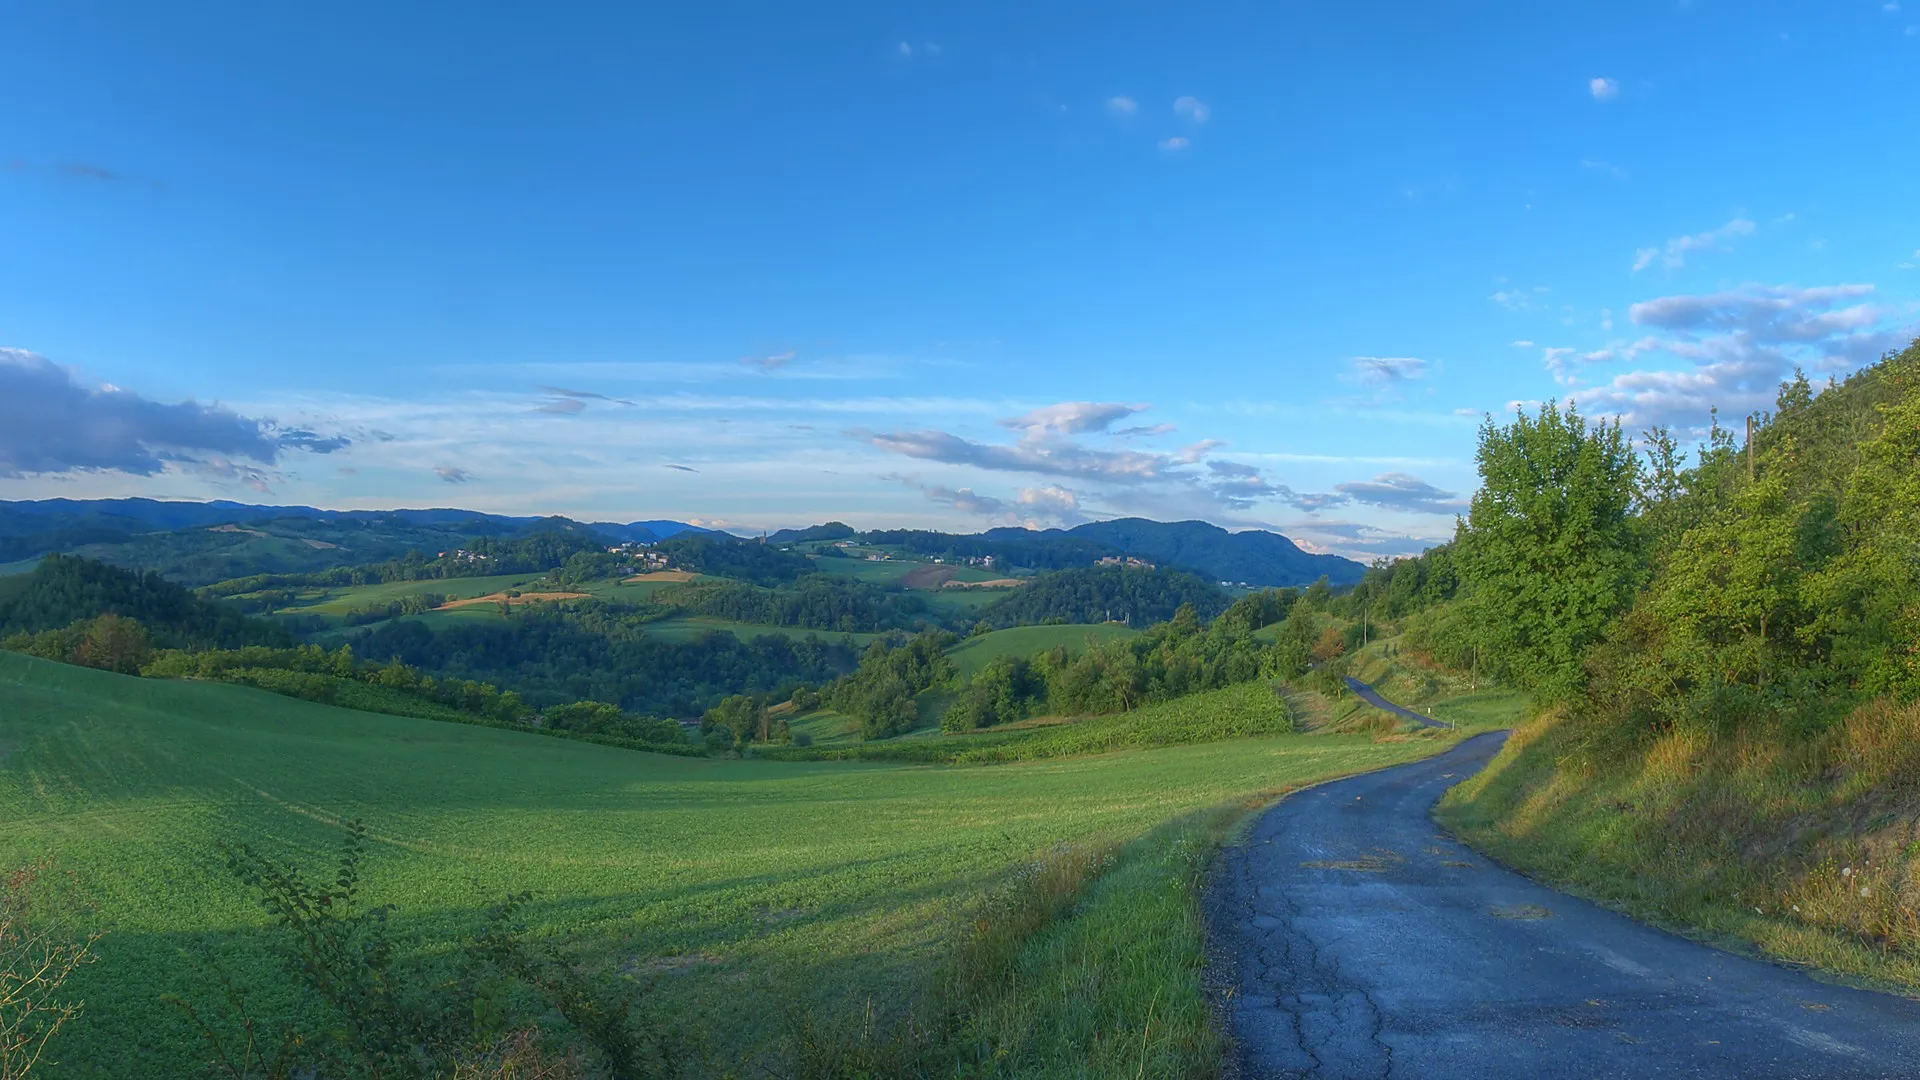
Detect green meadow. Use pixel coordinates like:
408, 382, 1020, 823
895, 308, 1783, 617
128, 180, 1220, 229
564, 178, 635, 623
272, 573, 544, 620
945, 623, 1139, 679
0, 650, 1448, 1077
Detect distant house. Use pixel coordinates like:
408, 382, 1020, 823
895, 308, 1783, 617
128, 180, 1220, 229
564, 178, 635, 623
1096, 555, 1154, 570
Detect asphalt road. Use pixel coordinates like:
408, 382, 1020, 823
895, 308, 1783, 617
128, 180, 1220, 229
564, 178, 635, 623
1343, 676, 1450, 729
1207, 731, 1920, 1079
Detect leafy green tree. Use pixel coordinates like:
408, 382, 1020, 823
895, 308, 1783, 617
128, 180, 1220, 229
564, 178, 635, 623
1457, 402, 1644, 694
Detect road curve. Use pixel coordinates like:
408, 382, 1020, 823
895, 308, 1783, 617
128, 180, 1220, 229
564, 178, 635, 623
1342, 677, 1450, 729
1207, 732, 1920, 1079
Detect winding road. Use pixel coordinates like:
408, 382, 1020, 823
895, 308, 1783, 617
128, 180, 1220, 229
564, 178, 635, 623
1208, 731, 1920, 1079
1342, 676, 1450, 729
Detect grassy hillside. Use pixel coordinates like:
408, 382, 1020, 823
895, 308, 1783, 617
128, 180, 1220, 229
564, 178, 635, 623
269, 572, 545, 622
0, 651, 1450, 1076
946, 623, 1139, 679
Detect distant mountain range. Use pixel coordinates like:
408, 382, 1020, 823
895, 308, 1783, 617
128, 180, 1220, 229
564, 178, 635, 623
854, 518, 1364, 588
0, 500, 1364, 591
0, 498, 711, 568
1059, 518, 1364, 587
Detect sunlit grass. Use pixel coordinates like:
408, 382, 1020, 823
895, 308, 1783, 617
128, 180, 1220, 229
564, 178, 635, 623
0, 651, 1442, 1076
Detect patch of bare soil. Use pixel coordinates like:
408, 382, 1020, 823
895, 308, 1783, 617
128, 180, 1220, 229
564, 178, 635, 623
622, 570, 696, 583
902, 564, 958, 589
942, 578, 1024, 589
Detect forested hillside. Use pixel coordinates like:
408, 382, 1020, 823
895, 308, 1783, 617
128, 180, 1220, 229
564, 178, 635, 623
0, 554, 289, 650
1374, 337, 1920, 987
862, 519, 1364, 586
981, 565, 1230, 627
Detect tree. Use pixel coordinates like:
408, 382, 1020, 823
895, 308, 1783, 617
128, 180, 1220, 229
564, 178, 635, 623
1457, 402, 1644, 694
2, 862, 100, 1080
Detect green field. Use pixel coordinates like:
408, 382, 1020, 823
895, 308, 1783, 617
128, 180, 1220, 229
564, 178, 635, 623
273, 573, 545, 621
0, 651, 1447, 1077
636, 613, 881, 646
805, 555, 1002, 588
946, 623, 1140, 679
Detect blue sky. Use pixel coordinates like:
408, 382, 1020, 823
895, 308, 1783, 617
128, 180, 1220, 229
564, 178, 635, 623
2, 1, 1916, 556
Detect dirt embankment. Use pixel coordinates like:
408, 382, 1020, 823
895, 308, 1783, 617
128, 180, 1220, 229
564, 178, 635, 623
943, 578, 1024, 589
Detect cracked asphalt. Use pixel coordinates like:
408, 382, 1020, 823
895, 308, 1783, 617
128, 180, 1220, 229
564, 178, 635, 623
1207, 731, 1920, 1079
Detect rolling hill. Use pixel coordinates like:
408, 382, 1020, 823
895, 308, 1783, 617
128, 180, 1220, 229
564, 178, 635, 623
0, 648, 1438, 1077
0, 498, 711, 567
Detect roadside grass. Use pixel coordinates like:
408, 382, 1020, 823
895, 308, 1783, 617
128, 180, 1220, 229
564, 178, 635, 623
1278, 637, 1528, 737
0, 650, 1449, 1077
946, 804, 1250, 1078
1440, 701, 1920, 995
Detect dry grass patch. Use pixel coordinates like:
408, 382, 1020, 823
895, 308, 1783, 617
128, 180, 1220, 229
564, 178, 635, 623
436, 591, 591, 610
622, 570, 696, 584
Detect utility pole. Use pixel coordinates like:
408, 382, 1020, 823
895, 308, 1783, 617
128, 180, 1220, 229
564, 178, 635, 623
1746, 413, 1755, 481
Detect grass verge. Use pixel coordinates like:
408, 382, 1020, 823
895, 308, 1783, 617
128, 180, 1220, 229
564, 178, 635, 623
1440, 702, 1920, 995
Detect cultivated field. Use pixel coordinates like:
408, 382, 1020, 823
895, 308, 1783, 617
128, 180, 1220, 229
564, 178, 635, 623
272, 573, 543, 621
946, 623, 1140, 679
805, 555, 1003, 588
0, 651, 1446, 1077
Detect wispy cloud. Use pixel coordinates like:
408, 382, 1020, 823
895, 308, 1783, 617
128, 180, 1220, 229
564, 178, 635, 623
1590, 77, 1620, 101
1173, 96, 1211, 123
1106, 96, 1138, 115
1158, 137, 1190, 152
1347, 357, 1429, 386
1332, 472, 1466, 515
435, 465, 473, 483
999, 401, 1149, 437
901, 478, 1091, 528
742, 350, 796, 372
1632, 216, 1756, 273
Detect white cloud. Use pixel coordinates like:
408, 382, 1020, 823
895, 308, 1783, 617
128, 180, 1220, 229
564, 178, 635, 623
1332, 472, 1467, 515
0, 347, 348, 480
896, 41, 913, 57
1581, 159, 1628, 180
1106, 96, 1138, 115
1632, 216, 1756, 273
999, 401, 1148, 437
1173, 96, 1211, 123
1511, 340, 1535, 348
1491, 288, 1547, 311
1158, 136, 1190, 151
1590, 77, 1620, 101
1565, 283, 1916, 431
